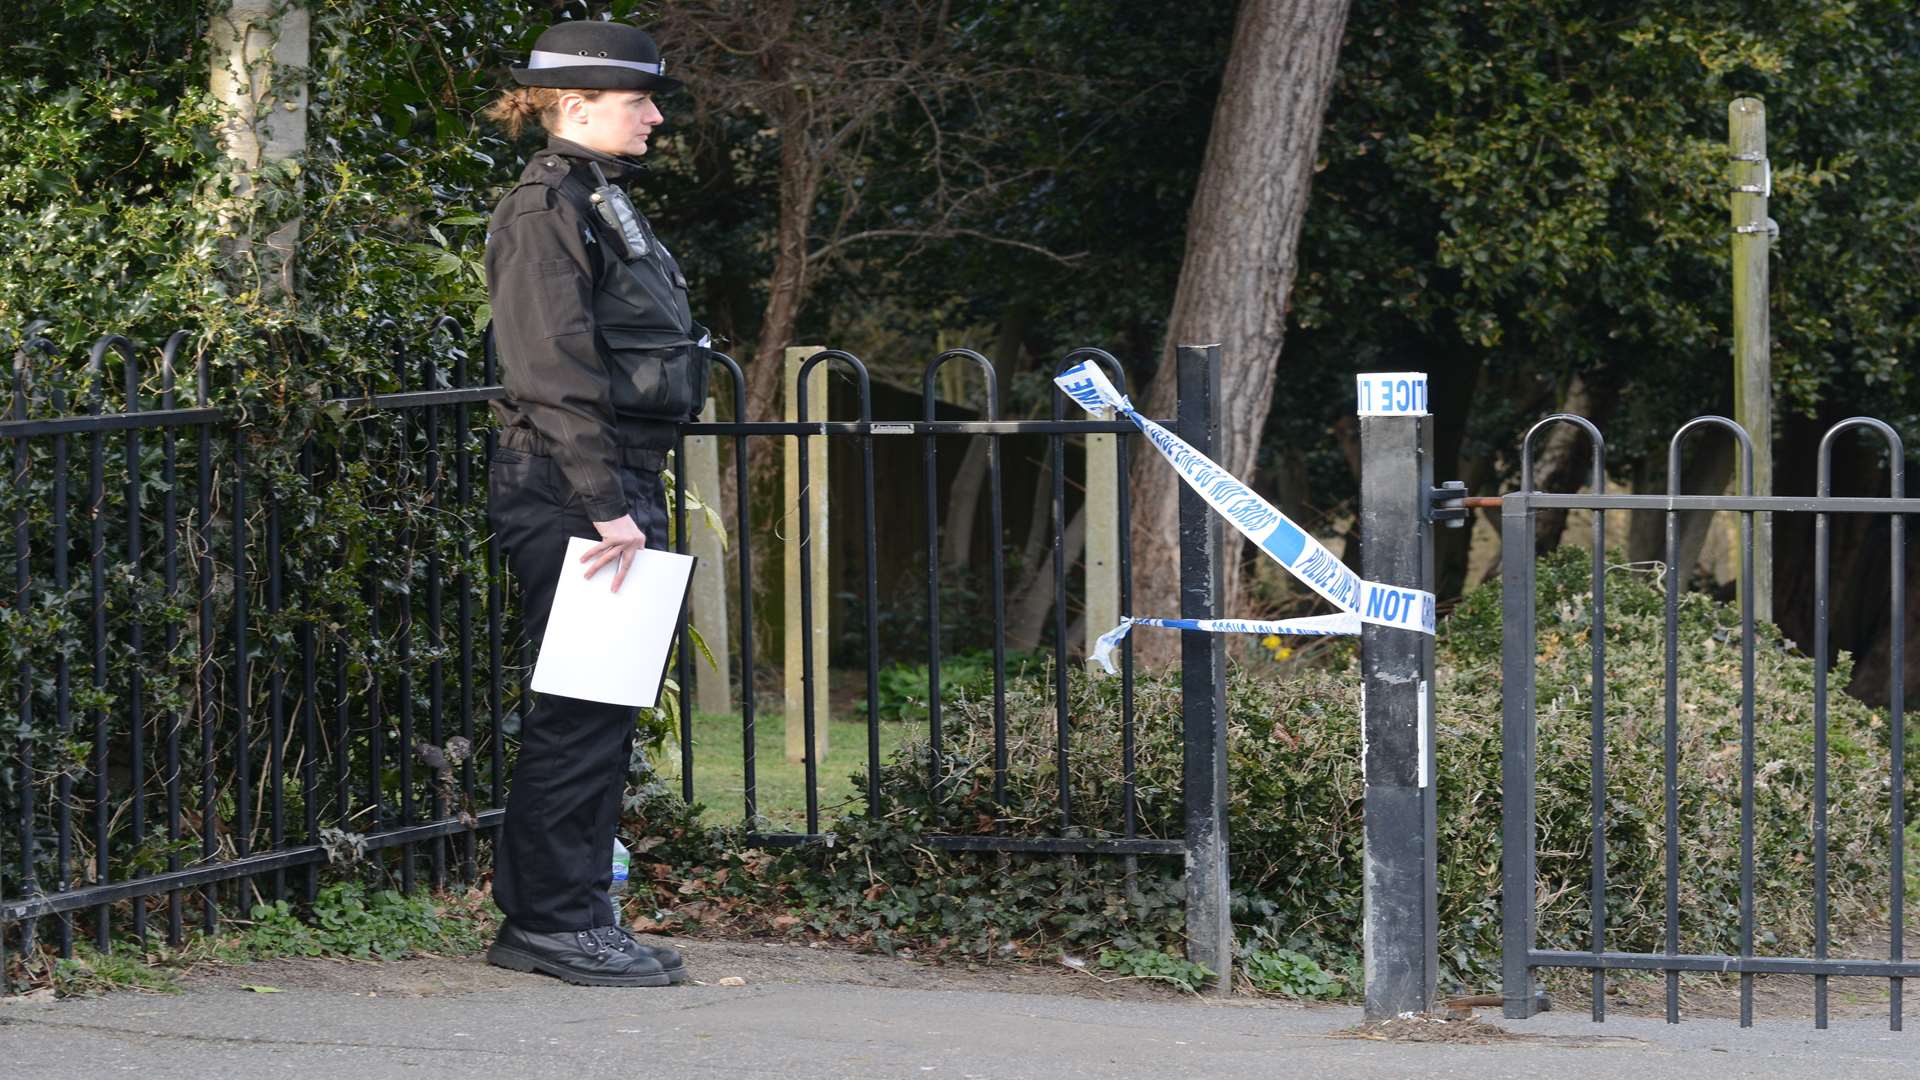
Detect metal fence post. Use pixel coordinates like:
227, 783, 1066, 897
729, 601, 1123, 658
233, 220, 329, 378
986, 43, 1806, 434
1358, 398, 1439, 1019
1177, 343, 1232, 994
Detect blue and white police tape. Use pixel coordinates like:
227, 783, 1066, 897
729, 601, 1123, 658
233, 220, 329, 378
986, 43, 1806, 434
1054, 361, 1436, 636
1090, 613, 1360, 675
1355, 371, 1429, 417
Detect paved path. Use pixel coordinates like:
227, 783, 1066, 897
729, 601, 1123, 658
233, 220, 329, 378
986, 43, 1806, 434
3, 943, 1916, 1079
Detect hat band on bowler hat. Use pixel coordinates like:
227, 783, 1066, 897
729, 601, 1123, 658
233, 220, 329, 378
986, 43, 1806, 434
528, 49, 667, 76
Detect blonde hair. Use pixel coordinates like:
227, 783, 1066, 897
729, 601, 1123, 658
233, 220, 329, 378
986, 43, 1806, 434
483, 86, 603, 137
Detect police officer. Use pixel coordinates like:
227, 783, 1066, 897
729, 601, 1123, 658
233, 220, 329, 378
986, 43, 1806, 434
480, 20, 704, 988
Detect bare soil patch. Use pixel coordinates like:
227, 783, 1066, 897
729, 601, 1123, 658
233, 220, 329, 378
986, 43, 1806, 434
1329, 1013, 1643, 1047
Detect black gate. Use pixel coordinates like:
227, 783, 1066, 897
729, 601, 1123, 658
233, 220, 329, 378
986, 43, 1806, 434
1, 329, 1235, 989
1500, 412, 1914, 1029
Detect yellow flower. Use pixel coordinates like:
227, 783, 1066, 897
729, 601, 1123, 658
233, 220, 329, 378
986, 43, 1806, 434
1275, 647, 1294, 661
1261, 635, 1282, 649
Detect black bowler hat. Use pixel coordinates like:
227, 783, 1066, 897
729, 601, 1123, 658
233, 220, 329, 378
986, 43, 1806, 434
510, 22, 682, 93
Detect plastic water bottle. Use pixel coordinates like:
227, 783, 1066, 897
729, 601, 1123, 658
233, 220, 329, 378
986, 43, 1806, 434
610, 837, 631, 898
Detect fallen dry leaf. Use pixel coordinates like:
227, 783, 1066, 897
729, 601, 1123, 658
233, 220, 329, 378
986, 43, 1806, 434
675, 900, 721, 924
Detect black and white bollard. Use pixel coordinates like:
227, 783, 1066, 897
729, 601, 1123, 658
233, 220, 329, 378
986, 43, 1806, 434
1356, 372, 1442, 1019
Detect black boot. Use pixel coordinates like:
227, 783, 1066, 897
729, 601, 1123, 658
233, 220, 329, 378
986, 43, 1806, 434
488, 922, 671, 987
594, 926, 689, 984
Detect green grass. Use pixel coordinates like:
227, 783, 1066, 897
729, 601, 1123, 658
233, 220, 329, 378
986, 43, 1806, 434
47, 941, 191, 996
666, 711, 914, 830
13, 885, 504, 997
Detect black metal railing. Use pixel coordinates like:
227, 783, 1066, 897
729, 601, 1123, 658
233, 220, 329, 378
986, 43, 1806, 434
1500, 413, 1914, 1030
1, 322, 515, 975
676, 345, 1179, 855
2, 328, 1226, 986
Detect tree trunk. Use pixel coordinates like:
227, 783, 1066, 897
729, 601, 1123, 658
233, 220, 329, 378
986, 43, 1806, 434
1430, 350, 1487, 599
1007, 507, 1088, 654
1626, 435, 1737, 586
941, 437, 990, 570
1126, 0, 1352, 667
1016, 458, 1054, 575
746, 112, 817, 432
1772, 408, 1914, 706
741, 1, 804, 435
208, 0, 308, 300
732, 19, 813, 658
940, 300, 1028, 567
1528, 373, 1617, 555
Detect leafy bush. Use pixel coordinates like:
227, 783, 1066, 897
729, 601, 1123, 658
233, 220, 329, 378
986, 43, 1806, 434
857, 649, 1040, 723
1239, 941, 1344, 999
0, 3, 228, 354
630, 548, 1906, 992
1438, 554, 1906, 977
241, 881, 496, 961
0, 2, 683, 922
1095, 947, 1213, 993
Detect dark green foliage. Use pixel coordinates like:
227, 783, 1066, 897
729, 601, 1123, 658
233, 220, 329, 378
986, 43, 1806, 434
856, 649, 1040, 724
1441, 551, 1904, 975
1238, 939, 1344, 998
630, 800, 1197, 963
0, 1, 690, 927
1282, 0, 1920, 490
829, 0, 1240, 369
5, 0, 1916, 996
0, 1, 218, 353
629, 549, 1904, 992
1095, 947, 1214, 993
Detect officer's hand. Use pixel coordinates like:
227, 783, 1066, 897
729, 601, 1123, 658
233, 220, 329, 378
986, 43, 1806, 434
584, 514, 649, 592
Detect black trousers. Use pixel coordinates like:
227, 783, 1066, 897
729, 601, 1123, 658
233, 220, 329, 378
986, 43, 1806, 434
488, 437, 672, 932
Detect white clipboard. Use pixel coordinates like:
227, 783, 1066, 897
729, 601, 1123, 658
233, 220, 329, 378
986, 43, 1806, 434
530, 536, 697, 708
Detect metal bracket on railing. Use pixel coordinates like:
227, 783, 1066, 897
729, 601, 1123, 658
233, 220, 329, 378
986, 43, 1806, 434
1429, 480, 1468, 527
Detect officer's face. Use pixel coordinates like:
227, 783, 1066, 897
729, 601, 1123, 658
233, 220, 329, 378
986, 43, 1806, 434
564, 90, 666, 159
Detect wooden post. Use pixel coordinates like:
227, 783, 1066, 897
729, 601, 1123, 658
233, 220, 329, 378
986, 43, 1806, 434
783, 347, 830, 765
1083, 434, 1120, 657
686, 397, 731, 717
1730, 98, 1773, 622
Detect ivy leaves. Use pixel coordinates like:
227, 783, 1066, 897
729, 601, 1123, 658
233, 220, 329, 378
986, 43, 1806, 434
1287, 0, 1920, 481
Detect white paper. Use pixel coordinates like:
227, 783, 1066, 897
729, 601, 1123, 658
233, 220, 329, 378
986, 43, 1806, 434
530, 537, 696, 708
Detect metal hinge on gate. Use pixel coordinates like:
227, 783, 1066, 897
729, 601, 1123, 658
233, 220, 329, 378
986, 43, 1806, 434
1429, 481, 1468, 527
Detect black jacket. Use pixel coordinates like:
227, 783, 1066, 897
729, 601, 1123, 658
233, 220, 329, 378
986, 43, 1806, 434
485, 137, 706, 521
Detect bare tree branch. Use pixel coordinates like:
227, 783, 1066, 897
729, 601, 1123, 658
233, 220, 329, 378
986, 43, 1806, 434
810, 227, 1086, 266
